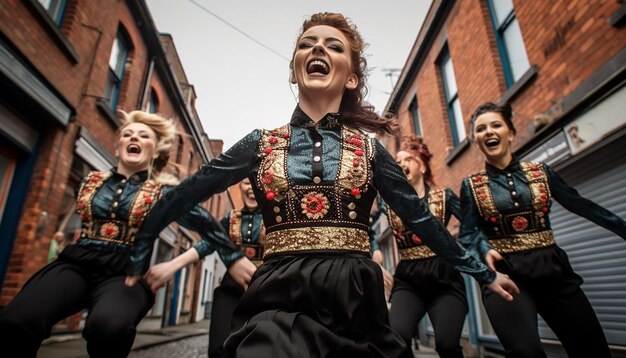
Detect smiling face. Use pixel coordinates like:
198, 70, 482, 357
117, 122, 159, 173
239, 178, 258, 210
395, 150, 424, 185
473, 111, 515, 164
292, 25, 358, 101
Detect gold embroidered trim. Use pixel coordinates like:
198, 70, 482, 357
264, 227, 370, 257
257, 125, 291, 202
489, 230, 555, 254
77, 171, 162, 244
399, 245, 436, 260
427, 189, 446, 222
337, 128, 371, 192
520, 162, 551, 212
229, 210, 243, 245
467, 172, 500, 223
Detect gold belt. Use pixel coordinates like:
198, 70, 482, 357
489, 230, 555, 254
264, 227, 370, 257
399, 245, 436, 260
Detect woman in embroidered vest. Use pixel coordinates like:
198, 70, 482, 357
0, 111, 255, 358
458, 102, 626, 357
128, 13, 517, 358
384, 135, 467, 358
205, 177, 264, 358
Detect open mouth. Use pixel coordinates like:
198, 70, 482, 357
307, 59, 329, 75
485, 138, 500, 148
127, 144, 142, 154
403, 168, 410, 176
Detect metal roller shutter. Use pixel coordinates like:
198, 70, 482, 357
538, 137, 626, 346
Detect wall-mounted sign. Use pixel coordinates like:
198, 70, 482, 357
564, 85, 626, 155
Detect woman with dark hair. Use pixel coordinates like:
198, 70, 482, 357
459, 102, 626, 357
129, 14, 517, 357
0, 111, 255, 358
385, 135, 467, 358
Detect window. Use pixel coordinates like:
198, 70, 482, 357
439, 48, 466, 146
146, 89, 159, 113
487, 0, 530, 86
37, 0, 67, 25
105, 29, 130, 111
408, 96, 422, 136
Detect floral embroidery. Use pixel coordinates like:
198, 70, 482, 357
512, 216, 529, 232
301, 191, 329, 220
100, 222, 120, 240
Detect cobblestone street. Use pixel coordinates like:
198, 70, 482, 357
129, 335, 208, 358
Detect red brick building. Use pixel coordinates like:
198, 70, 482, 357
0, 0, 233, 329
378, 0, 626, 355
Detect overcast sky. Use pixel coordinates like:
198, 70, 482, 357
146, 0, 432, 150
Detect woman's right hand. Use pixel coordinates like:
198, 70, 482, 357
486, 272, 519, 301
485, 249, 504, 271
228, 257, 257, 290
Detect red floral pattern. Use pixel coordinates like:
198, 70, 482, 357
100, 222, 120, 240
512, 216, 529, 232
301, 191, 329, 220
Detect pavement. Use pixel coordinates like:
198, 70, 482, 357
37, 318, 209, 358
36, 317, 439, 357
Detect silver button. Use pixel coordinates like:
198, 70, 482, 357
248, 222, 253, 227
314, 142, 321, 147
349, 211, 357, 219
313, 156, 321, 162
247, 230, 252, 235
121, 179, 127, 184
273, 206, 280, 213
116, 188, 123, 194
348, 202, 356, 210
276, 215, 283, 223
511, 191, 517, 196
514, 202, 520, 207
508, 181, 514, 186
111, 213, 116, 219
313, 176, 321, 184
506, 173, 512, 177
247, 239, 251, 242
112, 202, 118, 207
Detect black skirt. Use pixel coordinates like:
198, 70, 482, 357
223, 251, 409, 358
391, 256, 467, 306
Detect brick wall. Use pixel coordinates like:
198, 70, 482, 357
389, 0, 626, 194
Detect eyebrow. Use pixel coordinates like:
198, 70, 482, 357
301, 35, 345, 45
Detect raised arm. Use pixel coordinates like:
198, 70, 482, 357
545, 163, 626, 239
127, 130, 262, 275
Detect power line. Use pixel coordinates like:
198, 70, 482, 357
188, 0, 290, 62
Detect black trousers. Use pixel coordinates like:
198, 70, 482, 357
482, 278, 611, 358
0, 260, 154, 358
389, 288, 467, 358
208, 272, 244, 358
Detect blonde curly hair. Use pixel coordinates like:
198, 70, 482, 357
118, 110, 180, 185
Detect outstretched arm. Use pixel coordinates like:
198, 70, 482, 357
127, 130, 262, 276
372, 140, 519, 300
546, 163, 626, 239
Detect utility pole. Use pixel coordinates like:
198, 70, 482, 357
381, 68, 401, 90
